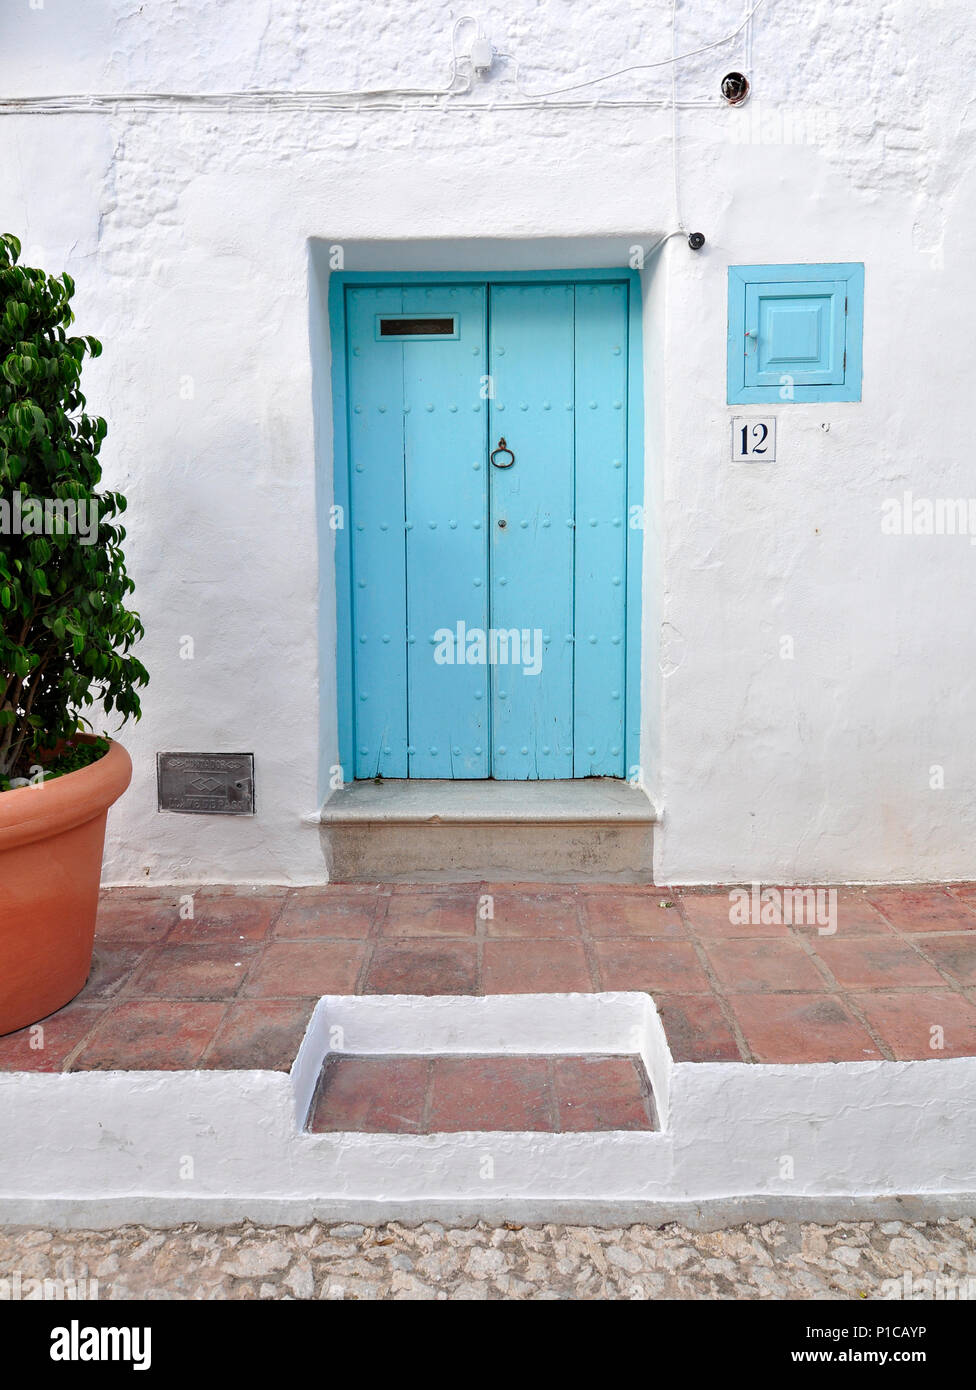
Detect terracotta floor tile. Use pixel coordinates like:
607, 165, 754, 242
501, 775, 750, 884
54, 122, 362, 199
653, 994, 743, 1062
869, 888, 976, 934
309, 1056, 428, 1133
95, 892, 178, 944
202, 1000, 316, 1071
82, 946, 149, 1001
381, 891, 478, 938
427, 1057, 553, 1131
273, 888, 378, 940
0, 1003, 105, 1072
678, 891, 794, 939
551, 1056, 654, 1131
70, 1001, 227, 1070
948, 883, 976, 901
482, 940, 592, 994
483, 890, 580, 939
812, 937, 947, 989
63, 885, 976, 1067
850, 990, 976, 1061
829, 892, 893, 937
703, 938, 827, 993
169, 895, 283, 943
580, 893, 686, 939
242, 942, 365, 997
913, 936, 976, 985
727, 993, 884, 1063
127, 944, 256, 1000
594, 939, 711, 993
363, 942, 477, 994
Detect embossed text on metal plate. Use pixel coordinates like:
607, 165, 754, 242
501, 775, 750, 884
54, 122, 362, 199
157, 752, 255, 815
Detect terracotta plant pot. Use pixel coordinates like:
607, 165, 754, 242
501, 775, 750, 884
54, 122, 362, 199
0, 737, 132, 1036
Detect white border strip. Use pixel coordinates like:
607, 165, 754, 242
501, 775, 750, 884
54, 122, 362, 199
1, 992, 975, 1228
291, 992, 666, 1126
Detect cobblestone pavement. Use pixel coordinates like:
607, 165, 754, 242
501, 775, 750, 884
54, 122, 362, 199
1, 1218, 974, 1300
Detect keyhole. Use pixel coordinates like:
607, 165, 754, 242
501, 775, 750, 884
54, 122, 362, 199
497, 519, 507, 529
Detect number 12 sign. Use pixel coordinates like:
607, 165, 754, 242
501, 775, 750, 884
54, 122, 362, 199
731, 416, 776, 462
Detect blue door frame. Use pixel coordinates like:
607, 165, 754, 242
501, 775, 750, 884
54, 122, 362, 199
328, 268, 644, 785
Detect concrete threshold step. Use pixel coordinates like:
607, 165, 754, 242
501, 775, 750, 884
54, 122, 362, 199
307, 1053, 657, 1134
319, 778, 657, 883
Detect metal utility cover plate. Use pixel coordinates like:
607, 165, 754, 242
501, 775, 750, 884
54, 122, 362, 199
157, 752, 255, 815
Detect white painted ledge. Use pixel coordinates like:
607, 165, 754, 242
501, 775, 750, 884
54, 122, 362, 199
1, 992, 975, 1229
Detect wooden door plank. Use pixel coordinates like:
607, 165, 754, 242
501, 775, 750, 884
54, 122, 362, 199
573, 281, 628, 776
345, 285, 409, 778
403, 285, 489, 778
488, 283, 575, 780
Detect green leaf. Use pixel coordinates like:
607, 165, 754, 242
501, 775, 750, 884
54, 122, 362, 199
0, 234, 148, 782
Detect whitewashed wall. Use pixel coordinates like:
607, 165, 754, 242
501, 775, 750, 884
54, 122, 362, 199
2, 0, 974, 885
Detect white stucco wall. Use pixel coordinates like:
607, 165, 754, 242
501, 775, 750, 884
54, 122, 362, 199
2, 0, 974, 884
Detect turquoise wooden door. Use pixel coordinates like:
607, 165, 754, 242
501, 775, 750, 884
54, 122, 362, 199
344, 279, 630, 781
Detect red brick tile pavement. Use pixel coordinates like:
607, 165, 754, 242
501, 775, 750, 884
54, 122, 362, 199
70, 1000, 227, 1071
0, 1002, 106, 1073
2, 882, 975, 1071
242, 941, 366, 998
594, 939, 712, 993
308, 1054, 654, 1133
869, 889, 976, 934
725, 993, 885, 1064
849, 990, 976, 1061
381, 891, 480, 938
310, 1056, 429, 1133
427, 1056, 552, 1132
363, 942, 478, 994
272, 888, 380, 940
702, 938, 828, 993
481, 939, 592, 994
201, 1001, 318, 1071
550, 1056, 656, 1131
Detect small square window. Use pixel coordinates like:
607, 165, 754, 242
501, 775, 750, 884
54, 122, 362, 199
727, 263, 863, 403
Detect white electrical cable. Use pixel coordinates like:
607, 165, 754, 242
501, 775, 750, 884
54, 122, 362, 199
502, 0, 767, 100
0, 3, 766, 115
671, 0, 684, 232
0, 93, 725, 114
642, 230, 688, 261
0, 14, 479, 112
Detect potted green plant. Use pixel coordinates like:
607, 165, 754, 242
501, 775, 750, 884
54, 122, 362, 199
0, 233, 148, 1035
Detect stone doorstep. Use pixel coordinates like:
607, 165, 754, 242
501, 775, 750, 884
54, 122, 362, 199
318, 778, 657, 883
317, 777, 658, 825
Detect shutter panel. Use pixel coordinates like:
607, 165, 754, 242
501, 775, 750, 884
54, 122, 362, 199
728, 263, 863, 403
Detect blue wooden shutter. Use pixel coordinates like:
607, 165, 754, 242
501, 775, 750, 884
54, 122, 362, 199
728, 263, 864, 403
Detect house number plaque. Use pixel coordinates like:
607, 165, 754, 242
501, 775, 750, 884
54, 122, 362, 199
731, 416, 776, 462
157, 752, 255, 815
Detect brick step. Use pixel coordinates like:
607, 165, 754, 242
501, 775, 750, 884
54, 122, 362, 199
307, 1053, 657, 1134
